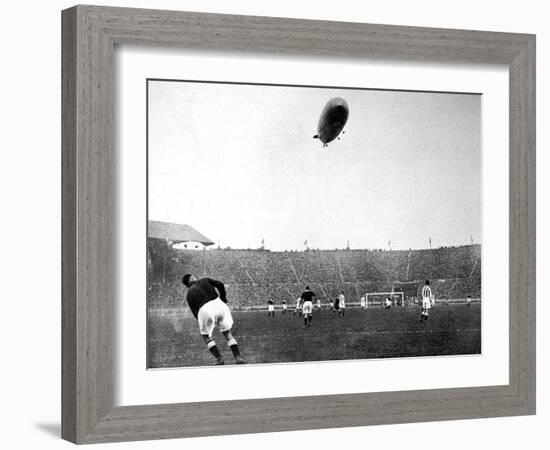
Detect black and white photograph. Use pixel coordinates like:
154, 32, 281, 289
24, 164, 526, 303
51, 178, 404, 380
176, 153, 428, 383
146, 79, 482, 368
1, 0, 542, 447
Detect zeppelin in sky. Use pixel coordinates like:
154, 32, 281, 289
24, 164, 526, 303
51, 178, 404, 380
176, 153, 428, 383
313, 97, 349, 147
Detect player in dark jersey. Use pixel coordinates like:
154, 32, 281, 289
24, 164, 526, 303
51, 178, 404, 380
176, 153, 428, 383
333, 296, 340, 315
182, 274, 246, 365
300, 286, 316, 327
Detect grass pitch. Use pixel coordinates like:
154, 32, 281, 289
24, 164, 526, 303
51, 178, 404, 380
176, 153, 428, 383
147, 303, 481, 368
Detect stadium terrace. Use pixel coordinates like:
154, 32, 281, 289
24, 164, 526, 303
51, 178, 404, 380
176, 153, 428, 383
147, 242, 481, 310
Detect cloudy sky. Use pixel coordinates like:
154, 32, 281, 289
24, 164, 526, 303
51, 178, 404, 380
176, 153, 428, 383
148, 79, 481, 251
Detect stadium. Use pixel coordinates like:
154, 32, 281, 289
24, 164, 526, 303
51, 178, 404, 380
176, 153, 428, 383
147, 82, 483, 368
147, 221, 482, 368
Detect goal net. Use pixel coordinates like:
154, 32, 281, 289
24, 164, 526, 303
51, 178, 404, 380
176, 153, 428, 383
364, 292, 405, 308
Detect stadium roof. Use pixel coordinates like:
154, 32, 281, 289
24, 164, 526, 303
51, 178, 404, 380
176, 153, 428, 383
148, 221, 215, 246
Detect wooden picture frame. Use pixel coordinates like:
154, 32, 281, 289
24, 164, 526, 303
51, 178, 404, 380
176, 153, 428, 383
61, 5, 536, 444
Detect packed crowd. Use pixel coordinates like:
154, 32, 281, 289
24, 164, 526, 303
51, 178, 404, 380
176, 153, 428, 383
147, 242, 481, 309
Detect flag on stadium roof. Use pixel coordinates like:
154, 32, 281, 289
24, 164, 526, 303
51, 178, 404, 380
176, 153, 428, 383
148, 221, 215, 246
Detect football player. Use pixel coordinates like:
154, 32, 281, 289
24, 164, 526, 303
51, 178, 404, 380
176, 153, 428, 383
300, 286, 316, 327
182, 274, 246, 365
420, 280, 432, 321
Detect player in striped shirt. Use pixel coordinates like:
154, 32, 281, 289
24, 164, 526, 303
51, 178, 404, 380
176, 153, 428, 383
293, 296, 302, 317
420, 280, 432, 321
338, 291, 346, 316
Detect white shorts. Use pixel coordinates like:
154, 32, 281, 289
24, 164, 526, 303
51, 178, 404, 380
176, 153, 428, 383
197, 298, 234, 337
340, 302, 346, 309
268, 305, 275, 312
422, 298, 432, 309
302, 301, 313, 314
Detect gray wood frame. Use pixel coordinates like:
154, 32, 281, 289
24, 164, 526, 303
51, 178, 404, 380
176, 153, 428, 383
62, 5, 536, 444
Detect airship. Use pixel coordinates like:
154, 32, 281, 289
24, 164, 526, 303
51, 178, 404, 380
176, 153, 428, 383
313, 97, 349, 147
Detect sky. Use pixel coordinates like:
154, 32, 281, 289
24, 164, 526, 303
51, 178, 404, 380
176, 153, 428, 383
148, 80, 481, 251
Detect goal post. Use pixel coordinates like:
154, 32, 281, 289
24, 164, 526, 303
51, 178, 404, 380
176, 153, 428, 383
365, 292, 404, 308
